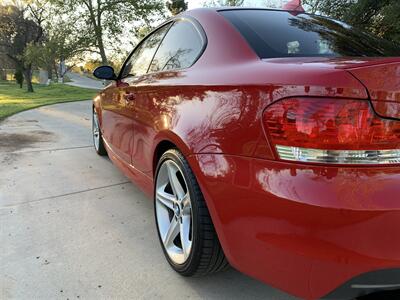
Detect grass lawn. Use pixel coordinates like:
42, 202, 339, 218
0, 81, 97, 120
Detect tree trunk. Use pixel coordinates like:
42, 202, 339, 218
59, 59, 65, 83
85, 0, 107, 65
0, 69, 6, 81
97, 32, 108, 65
24, 66, 34, 92
53, 62, 59, 80
47, 64, 53, 80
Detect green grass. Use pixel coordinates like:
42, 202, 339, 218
0, 81, 97, 120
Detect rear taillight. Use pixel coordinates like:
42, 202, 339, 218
263, 98, 400, 164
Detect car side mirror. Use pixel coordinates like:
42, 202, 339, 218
93, 66, 117, 80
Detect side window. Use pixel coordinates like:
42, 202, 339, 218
120, 24, 170, 78
149, 20, 204, 73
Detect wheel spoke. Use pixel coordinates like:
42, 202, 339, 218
163, 217, 179, 247
156, 186, 175, 210
182, 194, 191, 209
93, 113, 99, 129
93, 111, 100, 149
182, 195, 191, 216
180, 215, 191, 259
166, 161, 185, 199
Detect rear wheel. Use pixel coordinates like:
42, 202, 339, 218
154, 149, 229, 276
92, 108, 107, 156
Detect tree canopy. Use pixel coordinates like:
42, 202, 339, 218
0, 4, 43, 92
1, 0, 398, 94
303, 0, 400, 44
49, 0, 165, 65
167, 0, 188, 15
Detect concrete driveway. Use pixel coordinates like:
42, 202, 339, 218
66, 72, 105, 90
0, 101, 296, 299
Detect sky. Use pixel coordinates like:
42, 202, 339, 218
186, 0, 286, 9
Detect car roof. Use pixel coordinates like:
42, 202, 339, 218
188, 7, 302, 13
181, 7, 323, 24
216, 7, 289, 12
183, 7, 317, 18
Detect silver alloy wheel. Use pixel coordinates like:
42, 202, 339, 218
93, 109, 100, 151
155, 160, 193, 265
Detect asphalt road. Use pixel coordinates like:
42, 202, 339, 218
0, 100, 296, 299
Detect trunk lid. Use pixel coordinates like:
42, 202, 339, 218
346, 58, 400, 120
263, 57, 400, 119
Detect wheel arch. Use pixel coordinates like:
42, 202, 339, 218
153, 140, 177, 175
151, 133, 231, 267
92, 97, 103, 127
152, 130, 193, 177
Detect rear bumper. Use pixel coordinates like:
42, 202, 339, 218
326, 268, 400, 299
188, 154, 400, 299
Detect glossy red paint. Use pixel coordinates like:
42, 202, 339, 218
188, 154, 400, 299
93, 8, 400, 299
348, 61, 400, 119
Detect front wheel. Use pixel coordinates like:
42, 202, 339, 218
154, 149, 229, 276
92, 108, 107, 156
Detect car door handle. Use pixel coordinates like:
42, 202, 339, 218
124, 92, 136, 102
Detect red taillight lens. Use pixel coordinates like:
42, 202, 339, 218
263, 98, 400, 164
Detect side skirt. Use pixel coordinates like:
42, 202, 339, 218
103, 138, 154, 198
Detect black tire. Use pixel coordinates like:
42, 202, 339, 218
92, 108, 107, 156
154, 149, 229, 276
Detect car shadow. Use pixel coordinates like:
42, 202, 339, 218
357, 289, 400, 300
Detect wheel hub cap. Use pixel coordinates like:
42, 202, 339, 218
174, 205, 180, 218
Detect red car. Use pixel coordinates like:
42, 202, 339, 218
92, 5, 400, 300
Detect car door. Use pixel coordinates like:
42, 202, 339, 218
101, 23, 170, 164
130, 19, 206, 175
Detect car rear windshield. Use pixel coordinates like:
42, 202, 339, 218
219, 9, 400, 59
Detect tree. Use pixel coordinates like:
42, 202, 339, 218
224, 0, 244, 5
303, 0, 400, 44
0, 4, 43, 92
378, 1, 400, 44
51, 0, 165, 65
14, 69, 24, 88
24, 16, 90, 82
0, 52, 14, 80
167, 0, 188, 15
303, 0, 354, 17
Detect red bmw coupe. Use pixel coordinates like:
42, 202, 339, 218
92, 4, 400, 299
